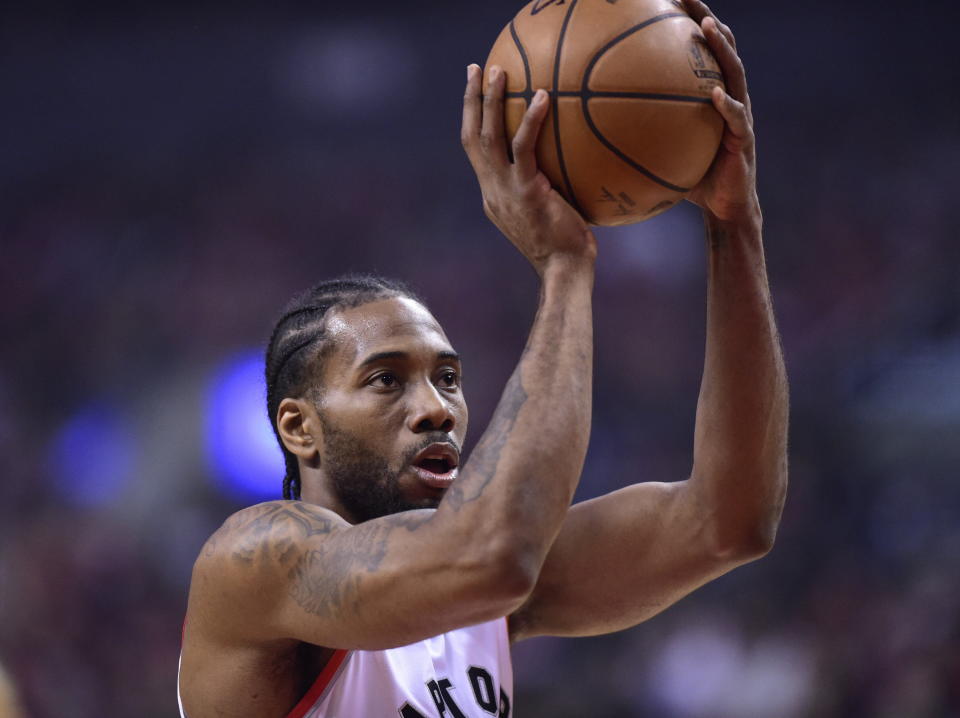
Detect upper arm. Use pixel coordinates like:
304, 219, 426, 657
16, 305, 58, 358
508, 480, 763, 642
187, 501, 529, 652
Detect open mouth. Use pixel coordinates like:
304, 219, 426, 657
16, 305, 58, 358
411, 443, 460, 488
416, 457, 455, 474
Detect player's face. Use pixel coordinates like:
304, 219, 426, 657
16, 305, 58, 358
313, 296, 468, 523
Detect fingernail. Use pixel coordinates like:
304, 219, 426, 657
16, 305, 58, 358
534, 89, 547, 104
490, 66, 501, 79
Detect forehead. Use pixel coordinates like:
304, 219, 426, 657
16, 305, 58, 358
323, 296, 452, 366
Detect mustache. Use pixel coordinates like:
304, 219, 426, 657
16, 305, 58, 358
402, 434, 461, 465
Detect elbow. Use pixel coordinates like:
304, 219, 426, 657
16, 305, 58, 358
707, 504, 783, 564
473, 538, 540, 614
440, 549, 535, 630
720, 522, 778, 562
708, 525, 776, 565
697, 464, 788, 564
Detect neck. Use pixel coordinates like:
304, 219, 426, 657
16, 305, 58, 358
296, 463, 356, 524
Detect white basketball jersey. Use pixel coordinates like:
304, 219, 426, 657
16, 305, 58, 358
178, 617, 513, 718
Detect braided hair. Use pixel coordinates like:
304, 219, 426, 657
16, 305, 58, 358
264, 274, 422, 500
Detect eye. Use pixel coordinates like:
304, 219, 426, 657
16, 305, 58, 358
437, 370, 460, 389
370, 372, 400, 389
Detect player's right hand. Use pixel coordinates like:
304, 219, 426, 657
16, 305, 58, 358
461, 63, 597, 276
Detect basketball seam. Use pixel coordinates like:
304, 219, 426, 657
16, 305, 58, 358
585, 10, 689, 78
509, 20, 533, 106
507, 90, 711, 103
551, 0, 585, 217
581, 12, 694, 193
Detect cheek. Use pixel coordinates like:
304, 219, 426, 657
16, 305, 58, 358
343, 398, 407, 446
325, 387, 401, 422
454, 398, 469, 438
319, 394, 399, 450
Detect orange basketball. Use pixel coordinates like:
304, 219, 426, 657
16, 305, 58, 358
484, 0, 725, 226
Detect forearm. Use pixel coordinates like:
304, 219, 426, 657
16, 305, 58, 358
690, 205, 788, 555
454, 58, 597, 599
440, 256, 594, 576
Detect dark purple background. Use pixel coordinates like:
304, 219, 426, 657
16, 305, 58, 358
1, 1, 958, 715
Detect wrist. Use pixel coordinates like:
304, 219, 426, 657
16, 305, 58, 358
538, 257, 594, 319
534, 225, 597, 275
540, 249, 596, 285
703, 196, 763, 240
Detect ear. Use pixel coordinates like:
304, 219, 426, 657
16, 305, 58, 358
276, 397, 322, 463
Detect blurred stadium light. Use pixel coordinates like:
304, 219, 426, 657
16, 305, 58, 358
205, 350, 284, 502
47, 401, 137, 508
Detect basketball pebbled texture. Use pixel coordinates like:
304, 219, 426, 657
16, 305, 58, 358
484, 0, 725, 226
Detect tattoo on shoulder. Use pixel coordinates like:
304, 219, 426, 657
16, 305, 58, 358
220, 501, 437, 620
226, 502, 336, 566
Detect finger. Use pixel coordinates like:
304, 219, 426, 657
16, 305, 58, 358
681, 0, 711, 25
711, 86, 753, 152
480, 65, 509, 169
702, 16, 749, 111
682, 0, 736, 47
511, 89, 550, 180
461, 64, 483, 164
717, 20, 737, 50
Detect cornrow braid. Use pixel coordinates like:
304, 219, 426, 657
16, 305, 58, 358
264, 274, 422, 500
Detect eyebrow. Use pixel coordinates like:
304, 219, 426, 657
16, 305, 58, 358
358, 350, 461, 368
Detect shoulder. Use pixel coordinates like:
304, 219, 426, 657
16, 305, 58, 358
199, 501, 347, 568
218, 500, 346, 538
187, 501, 349, 638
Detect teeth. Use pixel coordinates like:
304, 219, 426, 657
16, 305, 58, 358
419, 458, 450, 474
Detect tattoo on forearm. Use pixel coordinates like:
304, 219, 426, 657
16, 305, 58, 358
296, 537, 375, 617
445, 371, 527, 508
287, 512, 433, 618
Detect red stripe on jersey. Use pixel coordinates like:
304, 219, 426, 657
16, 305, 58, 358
286, 650, 349, 718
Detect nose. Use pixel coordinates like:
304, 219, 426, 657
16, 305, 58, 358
407, 380, 456, 434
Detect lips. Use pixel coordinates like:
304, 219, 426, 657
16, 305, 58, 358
410, 443, 460, 489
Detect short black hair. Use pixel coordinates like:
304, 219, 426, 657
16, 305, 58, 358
264, 274, 422, 500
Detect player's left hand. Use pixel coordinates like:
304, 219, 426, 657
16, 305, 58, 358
682, 0, 759, 224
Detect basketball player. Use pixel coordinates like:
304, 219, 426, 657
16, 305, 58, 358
178, 1, 788, 715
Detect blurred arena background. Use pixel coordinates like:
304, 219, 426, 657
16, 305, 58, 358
1, 0, 958, 715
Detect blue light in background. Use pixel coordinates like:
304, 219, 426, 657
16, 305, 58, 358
48, 402, 137, 508
205, 351, 284, 502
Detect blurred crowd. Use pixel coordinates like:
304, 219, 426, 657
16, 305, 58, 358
1, 1, 958, 716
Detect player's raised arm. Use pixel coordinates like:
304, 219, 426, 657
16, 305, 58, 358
509, 0, 789, 641
182, 63, 595, 662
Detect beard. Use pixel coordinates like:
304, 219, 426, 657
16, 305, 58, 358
318, 414, 451, 523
